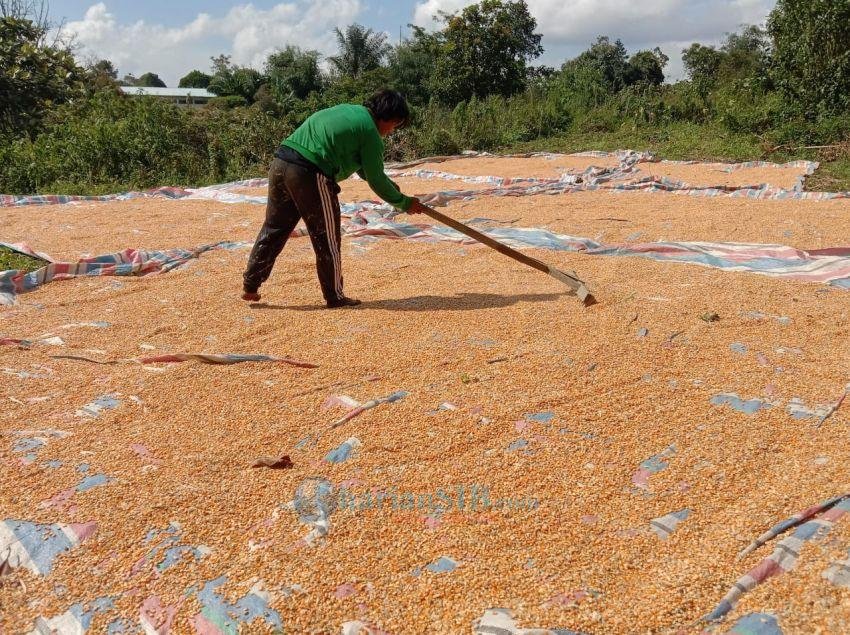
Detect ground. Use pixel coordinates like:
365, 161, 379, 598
1, 153, 849, 634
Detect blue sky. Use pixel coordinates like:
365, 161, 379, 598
52, 1, 777, 86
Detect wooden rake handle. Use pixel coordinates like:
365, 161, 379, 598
419, 205, 597, 306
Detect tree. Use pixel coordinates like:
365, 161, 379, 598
626, 48, 668, 87
527, 65, 556, 81
210, 54, 232, 76
682, 43, 723, 85
719, 25, 770, 82
0, 0, 62, 46
769, 0, 850, 117
88, 59, 116, 79
0, 16, 84, 136
179, 69, 212, 89
387, 26, 440, 106
328, 24, 390, 78
137, 72, 166, 87
84, 58, 119, 92
431, 0, 543, 104
207, 55, 264, 103
564, 36, 630, 93
323, 66, 394, 105
264, 46, 322, 102
120, 73, 138, 86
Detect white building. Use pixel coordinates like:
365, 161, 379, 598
119, 86, 216, 107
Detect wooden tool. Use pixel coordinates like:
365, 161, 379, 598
420, 205, 597, 306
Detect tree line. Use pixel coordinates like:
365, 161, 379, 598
1, 0, 848, 194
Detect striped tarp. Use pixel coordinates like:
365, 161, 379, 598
3, 219, 850, 305
705, 495, 850, 621
0, 243, 227, 305
0, 519, 96, 576
1, 151, 838, 208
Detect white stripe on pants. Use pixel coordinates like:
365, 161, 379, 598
316, 173, 343, 298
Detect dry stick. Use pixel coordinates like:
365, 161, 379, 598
420, 204, 597, 306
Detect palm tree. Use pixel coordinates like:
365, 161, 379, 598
328, 24, 390, 78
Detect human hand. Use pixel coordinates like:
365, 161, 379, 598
406, 198, 430, 215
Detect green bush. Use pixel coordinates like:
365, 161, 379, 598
208, 95, 249, 109
715, 84, 782, 134
0, 91, 292, 194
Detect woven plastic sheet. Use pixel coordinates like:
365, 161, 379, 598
4, 217, 849, 305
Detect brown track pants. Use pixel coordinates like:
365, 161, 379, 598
242, 158, 345, 302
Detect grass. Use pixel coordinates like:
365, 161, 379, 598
0, 246, 46, 273
805, 156, 850, 192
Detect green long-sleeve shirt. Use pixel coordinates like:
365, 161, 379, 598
281, 104, 412, 211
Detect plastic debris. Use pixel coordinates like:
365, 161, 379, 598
130, 443, 161, 464
330, 391, 408, 428
296, 391, 409, 449
6, 221, 850, 307
412, 556, 458, 577
342, 621, 391, 635
815, 385, 848, 427
0, 335, 64, 348
631, 444, 677, 491
650, 509, 691, 539
710, 393, 772, 415
786, 397, 834, 421
59, 321, 110, 329
334, 583, 358, 599
290, 477, 335, 547
507, 439, 530, 452
55, 352, 317, 369
727, 613, 783, 635
472, 608, 587, 635
325, 438, 362, 464
139, 595, 180, 634
743, 311, 792, 326
131, 522, 211, 576
700, 311, 720, 322
525, 412, 554, 424
75, 394, 121, 418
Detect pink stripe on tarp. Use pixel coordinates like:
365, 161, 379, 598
69, 521, 98, 542
140, 596, 180, 635
631, 468, 653, 489
747, 557, 786, 583
192, 613, 223, 635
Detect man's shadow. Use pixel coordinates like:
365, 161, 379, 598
249, 292, 563, 312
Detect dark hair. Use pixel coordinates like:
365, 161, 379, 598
364, 89, 410, 127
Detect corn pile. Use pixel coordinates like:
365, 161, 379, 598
1, 155, 848, 634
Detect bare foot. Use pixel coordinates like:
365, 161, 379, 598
242, 291, 261, 302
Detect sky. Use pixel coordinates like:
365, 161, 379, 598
48, 0, 777, 87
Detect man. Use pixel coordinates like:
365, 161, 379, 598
242, 89, 429, 308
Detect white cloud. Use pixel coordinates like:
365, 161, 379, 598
413, 0, 776, 81
60, 1, 362, 85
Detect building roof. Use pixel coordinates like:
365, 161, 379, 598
119, 86, 215, 98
